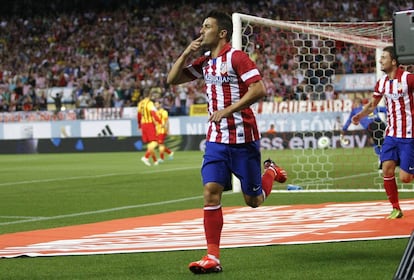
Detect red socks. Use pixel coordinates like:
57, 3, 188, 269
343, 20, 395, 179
384, 175, 401, 210
203, 169, 277, 259
204, 205, 223, 259
160, 148, 172, 160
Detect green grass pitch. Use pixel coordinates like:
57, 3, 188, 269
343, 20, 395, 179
0, 149, 411, 279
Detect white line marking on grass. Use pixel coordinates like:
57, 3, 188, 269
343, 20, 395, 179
0, 166, 202, 226
0, 190, 236, 226
310, 171, 376, 184
0, 167, 199, 187
0, 195, 205, 226
272, 171, 414, 192
0, 216, 47, 219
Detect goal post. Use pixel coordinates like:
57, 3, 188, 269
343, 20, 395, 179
232, 13, 393, 47
232, 13, 389, 107
232, 13, 392, 80
230, 13, 413, 192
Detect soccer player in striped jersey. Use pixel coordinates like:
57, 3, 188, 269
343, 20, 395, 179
137, 90, 161, 166
352, 46, 414, 219
154, 100, 174, 162
167, 10, 287, 274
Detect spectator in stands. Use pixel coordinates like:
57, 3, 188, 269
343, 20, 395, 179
324, 84, 336, 100
37, 90, 48, 111
52, 92, 63, 113
177, 85, 188, 115
27, 85, 38, 109
22, 94, 33, 111
94, 91, 105, 108
265, 124, 277, 135
0, 86, 9, 112
161, 92, 176, 115
76, 91, 92, 109
353, 58, 365, 73
12, 80, 24, 111
102, 84, 115, 107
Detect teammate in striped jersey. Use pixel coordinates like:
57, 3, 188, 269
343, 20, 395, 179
352, 46, 414, 219
167, 10, 287, 274
137, 90, 161, 166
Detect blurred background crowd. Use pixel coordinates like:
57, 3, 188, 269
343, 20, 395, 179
0, 0, 412, 115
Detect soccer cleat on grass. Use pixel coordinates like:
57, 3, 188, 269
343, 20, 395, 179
263, 158, 287, 183
168, 151, 174, 160
387, 208, 403, 219
188, 255, 223, 274
141, 156, 151, 166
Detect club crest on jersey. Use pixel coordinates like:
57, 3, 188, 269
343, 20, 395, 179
220, 63, 227, 75
397, 82, 403, 92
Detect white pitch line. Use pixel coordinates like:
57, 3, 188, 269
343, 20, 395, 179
0, 216, 47, 219
0, 166, 199, 187
0, 166, 201, 226
0, 194, 206, 226
272, 189, 414, 193
2, 168, 411, 227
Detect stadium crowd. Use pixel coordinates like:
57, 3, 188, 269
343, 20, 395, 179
0, 0, 412, 115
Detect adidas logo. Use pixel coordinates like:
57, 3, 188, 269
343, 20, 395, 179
98, 125, 114, 137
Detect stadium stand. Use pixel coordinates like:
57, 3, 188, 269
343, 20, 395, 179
0, 0, 412, 115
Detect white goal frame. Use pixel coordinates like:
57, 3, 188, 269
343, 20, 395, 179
232, 13, 392, 80
230, 13, 414, 193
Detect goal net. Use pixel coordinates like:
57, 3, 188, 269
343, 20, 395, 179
231, 13, 414, 192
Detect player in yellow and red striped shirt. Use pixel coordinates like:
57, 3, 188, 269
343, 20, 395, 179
137, 90, 161, 166
155, 100, 174, 162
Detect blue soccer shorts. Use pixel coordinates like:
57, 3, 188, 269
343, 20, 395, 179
201, 140, 263, 196
381, 136, 414, 174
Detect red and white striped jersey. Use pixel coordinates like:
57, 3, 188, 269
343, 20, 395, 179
373, 67, 414, 138
183, 43, 262, 144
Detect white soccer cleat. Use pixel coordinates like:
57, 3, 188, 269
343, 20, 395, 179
141, 157, 151, 166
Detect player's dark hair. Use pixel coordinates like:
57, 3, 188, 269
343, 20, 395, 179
383, 46, 400, 66
206, 10, 232, 42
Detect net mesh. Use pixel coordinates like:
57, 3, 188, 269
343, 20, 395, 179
233, 13, 413, 191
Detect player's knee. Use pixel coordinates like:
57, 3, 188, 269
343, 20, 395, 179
246, 201, 260, 208
244, 196, 263, 208
203, 183, 223, 205
400, 175, 413, 183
